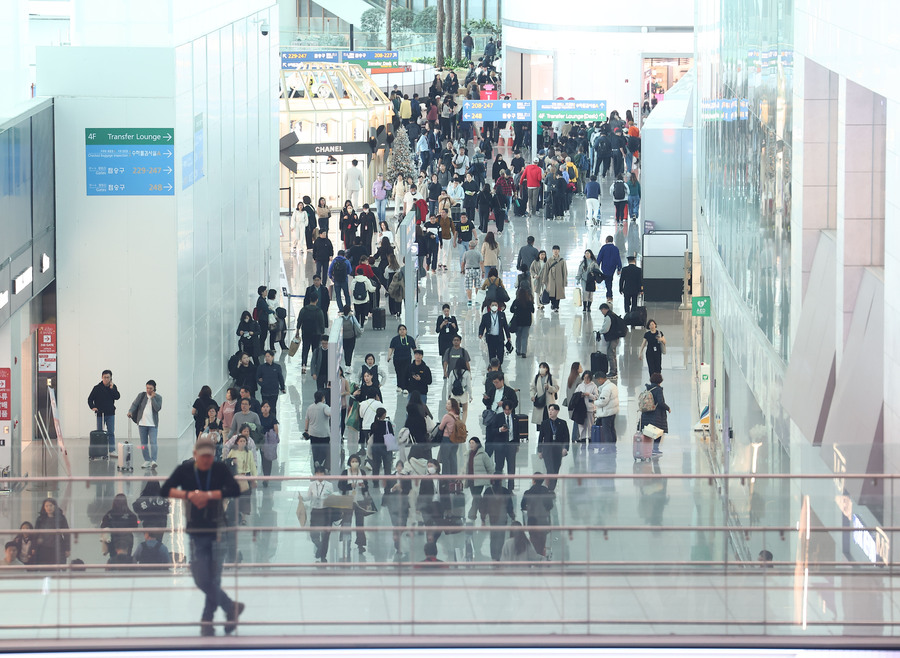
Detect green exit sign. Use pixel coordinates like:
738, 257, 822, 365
692, 296, 711, 317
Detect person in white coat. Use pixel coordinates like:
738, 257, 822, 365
593, 371, 619, 447
344, 159, 364, 208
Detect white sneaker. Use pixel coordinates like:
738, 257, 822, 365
109, 452, 118, 458
141, 461, 151, 468
150, 461, 158, 469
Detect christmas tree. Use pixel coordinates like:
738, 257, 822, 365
386, 125, 417, 184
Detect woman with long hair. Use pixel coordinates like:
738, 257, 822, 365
531, 250, 548, 309
530, 361, 559, 427
575, 248, 601, 313
437, 398, 461, 475
481, 231, 501, 271
500, 520, 543, 562
315, 196, 331, 232
34, 498, 70, 565
509, 286, 534, 357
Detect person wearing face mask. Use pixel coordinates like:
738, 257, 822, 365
478, 301, 511, 366
529, 362, 559, 429
338, 455, 369, 555
538, 404, 570, 492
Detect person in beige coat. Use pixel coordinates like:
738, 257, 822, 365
542, 245, 568, 312
481, 231, 501, 269
530, 250, 548, 308
529, 362, 559, 427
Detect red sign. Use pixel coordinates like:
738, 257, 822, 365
0, 368, 10, 421
480, 88, 498, 101
37, 324, 57, 373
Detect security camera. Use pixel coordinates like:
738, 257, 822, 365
260, 21, 270, 36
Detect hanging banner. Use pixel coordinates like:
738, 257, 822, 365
37, 324, 57, 373
0, 368, 10, 421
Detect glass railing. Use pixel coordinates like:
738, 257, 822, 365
0, 472, 895, 643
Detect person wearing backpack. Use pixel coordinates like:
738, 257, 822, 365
350, 266, 376, 328
610, 174, 629, 224
448, 358, 472, 423
639, 372, 670, 456
328, 250, 353, 313
437, 398, 463, 474
598, 303, 626, 380
133, 531, 171, 568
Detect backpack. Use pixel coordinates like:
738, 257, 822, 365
451, 372, 464, 397
613, 180, 627, 200
610, 312, 627, 339
353, 279, 369, 302
638, 388, 657, 413
136, 540, 169, 565
332, 258, 348, 281
450, 417, 468, 444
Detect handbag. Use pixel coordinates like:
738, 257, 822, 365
481, 408, 496, 426
288, 333, 301, 357
534, 393, 546, 408
295, 499, 308, 526
354, 493, 377, 516
383, 421, 398, 451
573, 287, 583, 307
540, 290, 550, 306
642, 424, 664, 440
505, 339, 514, 354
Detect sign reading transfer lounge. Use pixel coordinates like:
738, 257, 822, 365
85, 128, 175, 196
536, 100, 607, 121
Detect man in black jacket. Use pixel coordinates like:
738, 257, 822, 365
486, 400, 519, 490
254, 286, 270, 354
303, 275, 331, 327
478, 301, 511, 365
483, 372, 518, 415
537, 404, 569, 492
256, 350, 285, 414
619, 256, 643, 314
162, 436, 242, 637
405, 350, 433, 405
521, 474, 554, 555
87, 369, 121, 457
297, 297, 326, 372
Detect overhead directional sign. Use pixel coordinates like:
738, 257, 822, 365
85, 128, 175, 196
281, 51, 341, 68
536, 100, 607, 121
341, 50, 398, 68
461, 100, 533, 122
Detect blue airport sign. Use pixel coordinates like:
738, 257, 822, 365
535, 100, 607, 121
281, 51, 341, 68
85, 128, 175, 196
461, 100, 533, 122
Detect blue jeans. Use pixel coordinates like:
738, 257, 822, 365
333, 278, 351, 313
190, 533, 233, 622
96, 414, 115, 450
464, 46, 472, 61
438, 435, 458, 475
625, 150, 633, 172
628, 194, 640, 218
138, 425, 158, 461
375, 198, 387, 224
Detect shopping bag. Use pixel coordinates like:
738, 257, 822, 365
573, 287, 583, 307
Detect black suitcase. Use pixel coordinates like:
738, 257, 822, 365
372, 307, 386, 330
624, 305, 647, 328
513, 197, 526, 217
89, 430, 109, 460
590, 351, 608, 376
513, 414, 529, 442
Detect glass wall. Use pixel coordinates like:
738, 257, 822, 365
696, 0, 793, 359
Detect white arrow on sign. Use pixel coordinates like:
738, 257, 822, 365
165, 183, 173, 191
164, 149, 173, 158
164, 132, 173, 141
164, 166, 173, 174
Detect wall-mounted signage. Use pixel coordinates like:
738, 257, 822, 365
0, 368, 10, 421
462, 100, 533, 122
281, 51, 340, 68
85, 128, 175, 196
536, 100, 607, 121
37, 324, 57, 374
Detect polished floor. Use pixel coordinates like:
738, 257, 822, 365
2, 179, 858, 642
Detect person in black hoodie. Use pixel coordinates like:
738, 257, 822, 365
87, 369, 121, 456
521, 475, 554, 556
368, 407, 394, 489
357, 204, 377, 255
301, 195, 317, 251
100, 493, 139, 556
435, 304, 459, 359
132, 480, 171, 529
476, 184, 497, 233
235, 311, 261, 365
406, 350, 433, 406
33, 497, 70, 565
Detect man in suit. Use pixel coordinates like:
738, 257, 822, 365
303, 275, 331, 327
486, 400, 519, 490
619, 256, 642, 314
478, 301, 511, 365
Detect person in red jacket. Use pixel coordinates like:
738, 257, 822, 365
523, 159, 543, 216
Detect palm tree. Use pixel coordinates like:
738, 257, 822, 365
453, 0, 462, 61
445, 0, 453, 62
436, 0, 445, 67
386, 0, 392, 49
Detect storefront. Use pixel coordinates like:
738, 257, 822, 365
278, 61, 392, 215
0, 99, 58, 479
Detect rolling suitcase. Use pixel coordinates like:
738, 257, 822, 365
590, 422, 603, 444
117, 441, 134, 471
590, 351, 609, 376
633, 430, 653, 461
89, 430, 109, 460
513, 414, 529, 442
372, 307, 386, 330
